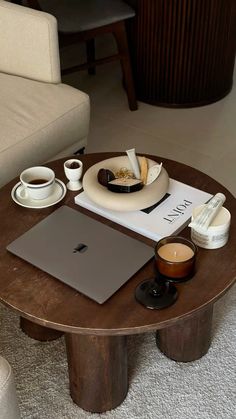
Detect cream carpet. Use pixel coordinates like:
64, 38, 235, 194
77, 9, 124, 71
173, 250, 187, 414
0, 284, 235, 419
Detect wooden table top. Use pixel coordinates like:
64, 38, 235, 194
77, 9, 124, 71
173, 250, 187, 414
0, 152, 235, 335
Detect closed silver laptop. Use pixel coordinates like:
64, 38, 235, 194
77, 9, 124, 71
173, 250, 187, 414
7, 206, 153, 304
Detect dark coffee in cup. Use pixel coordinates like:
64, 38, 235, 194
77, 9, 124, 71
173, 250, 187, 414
28, 179, 48, 185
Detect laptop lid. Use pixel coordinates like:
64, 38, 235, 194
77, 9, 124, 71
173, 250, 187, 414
7, 206, 153, 304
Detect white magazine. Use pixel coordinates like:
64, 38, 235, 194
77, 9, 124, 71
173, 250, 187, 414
74, 179, 212, 242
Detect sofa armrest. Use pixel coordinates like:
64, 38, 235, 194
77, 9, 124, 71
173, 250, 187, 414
0, 0, 61, 83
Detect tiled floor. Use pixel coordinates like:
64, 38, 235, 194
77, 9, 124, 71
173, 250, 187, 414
62, 40, 236, 197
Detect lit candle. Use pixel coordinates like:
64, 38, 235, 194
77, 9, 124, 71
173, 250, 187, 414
155, 237, 197, 279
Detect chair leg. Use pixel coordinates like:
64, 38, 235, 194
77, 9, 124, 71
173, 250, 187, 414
86, 39, 96, 75
113, 21, 137, 111
74, 146, 85, 155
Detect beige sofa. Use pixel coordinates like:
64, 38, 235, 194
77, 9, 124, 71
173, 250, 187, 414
0, 355, 20, 419
0, 1, 90, 188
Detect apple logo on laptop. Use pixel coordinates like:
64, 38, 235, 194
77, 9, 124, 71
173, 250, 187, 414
73, 243, 88, 253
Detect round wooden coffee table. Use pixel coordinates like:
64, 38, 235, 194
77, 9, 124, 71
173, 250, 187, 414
0, 153, 235, 413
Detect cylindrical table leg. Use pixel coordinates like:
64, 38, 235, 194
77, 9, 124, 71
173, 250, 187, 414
156, 305, 213, 362
65, 333, 128, 413
20, 317, 63, 341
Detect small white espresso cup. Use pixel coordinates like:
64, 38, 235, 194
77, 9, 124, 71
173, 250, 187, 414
64, 159, 83, 191
19, 166, 55, 200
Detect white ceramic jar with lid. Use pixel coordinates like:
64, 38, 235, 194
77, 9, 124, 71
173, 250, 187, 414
191, 205, 231, 249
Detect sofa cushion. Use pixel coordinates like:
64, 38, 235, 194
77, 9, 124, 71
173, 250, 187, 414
0, 0, 61, 83
0, 72, 90, 187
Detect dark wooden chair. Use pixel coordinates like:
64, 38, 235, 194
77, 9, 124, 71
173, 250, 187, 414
26, 0, 137, 111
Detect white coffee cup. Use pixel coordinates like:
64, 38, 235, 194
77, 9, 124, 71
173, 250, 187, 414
18, 166, 55, 200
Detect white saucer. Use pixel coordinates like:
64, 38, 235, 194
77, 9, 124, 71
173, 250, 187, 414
11, 178, 66, 209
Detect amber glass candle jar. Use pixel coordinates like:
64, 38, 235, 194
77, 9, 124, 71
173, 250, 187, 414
155, 236, 197, 279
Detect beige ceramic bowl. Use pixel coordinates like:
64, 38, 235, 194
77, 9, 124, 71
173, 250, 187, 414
82, 156, 169, 211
